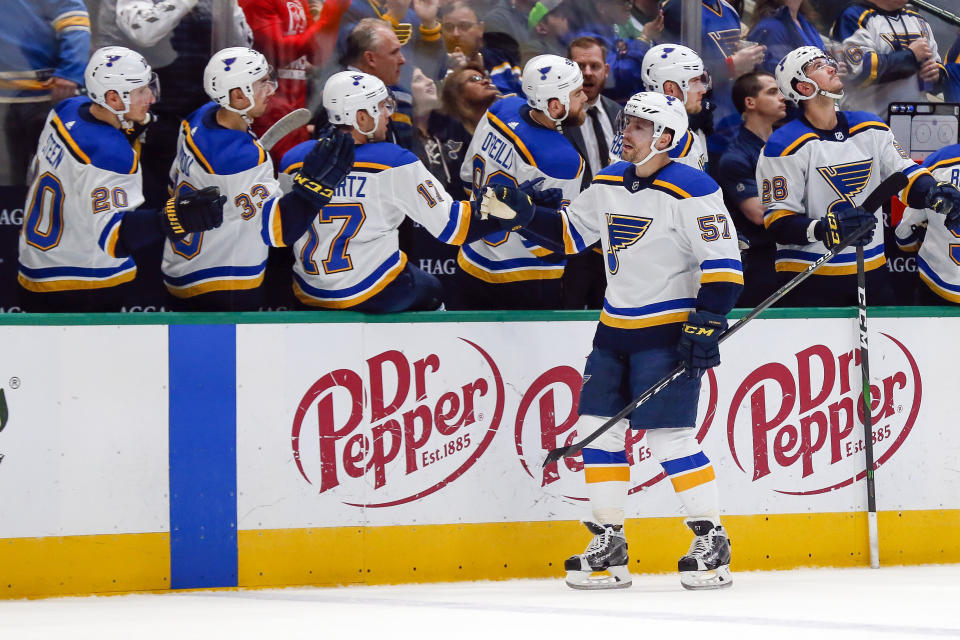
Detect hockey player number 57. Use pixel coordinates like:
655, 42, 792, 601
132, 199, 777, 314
300, 203, 366, 275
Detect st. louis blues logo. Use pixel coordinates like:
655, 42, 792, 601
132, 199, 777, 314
707, 28, 743, 56
606, 214, 652, 274
351, 74, 364, 85
817, 159, 873, 215
659, 47, 675, 58
539, 66, 552, 80
105, 55, 121, 67
880, 32, 922, 50
223, 57, 237, 71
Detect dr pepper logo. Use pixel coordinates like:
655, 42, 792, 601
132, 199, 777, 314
291, 339, 504, 508
726, 334, 921, 494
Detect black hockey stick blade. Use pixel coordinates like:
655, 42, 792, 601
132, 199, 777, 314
542, 172, 908, 467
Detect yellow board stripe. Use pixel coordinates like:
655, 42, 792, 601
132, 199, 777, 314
781, 133, 817, 156
701, 272, 744, 285
670, 465, 716, 492
183, 121, 215, 174
652, 180, 691, 199
487, 111, 536, 167
599, 310, 689, 329
584, 466, 630, 483
52, 114, 91, 164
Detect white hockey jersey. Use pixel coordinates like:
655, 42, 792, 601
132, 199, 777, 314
756, 110, 929, 275
18, 96, 142, 292
833, 4, 945, 116
281, 141, 471, 309
163, 102, 284, 298
610, 127, 708, 172
458, 95, 584, 283
561, 160, 742, 350
895, 144, 960, 302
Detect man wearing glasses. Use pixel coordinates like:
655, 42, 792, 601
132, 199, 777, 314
438, 2, 522, 96
756, 46, 958, 307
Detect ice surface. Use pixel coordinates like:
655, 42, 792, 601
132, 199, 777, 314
1, 566, 957, 639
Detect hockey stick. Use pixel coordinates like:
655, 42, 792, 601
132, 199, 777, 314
856, 244, 880, 569
909, 0, 960, 28
259, 108, 312, 151
543, 172, 909, 467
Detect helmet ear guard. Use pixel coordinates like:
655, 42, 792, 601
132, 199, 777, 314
521, 54, 583, 128
775, 46, 843, 104
617, 91, 688, 167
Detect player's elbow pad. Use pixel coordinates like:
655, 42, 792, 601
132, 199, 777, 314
276, 191, 321, 246
877, 50, 920, 83
768, 214, 817, 246
117, 208, 164, 257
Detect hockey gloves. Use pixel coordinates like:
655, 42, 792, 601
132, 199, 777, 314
162, 186, 225, 240
677, 310, 727, 379
292, 125, 355, 209
518, 177, 565, 210
926, 181, 960, 232
815, 206, 874, 249
479, 184, 535, 231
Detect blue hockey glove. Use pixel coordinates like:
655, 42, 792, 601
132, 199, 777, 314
479, 184, 535, 230
815, 206, 874, 249
291, 125, 355, 209
161, 186, 225, 240
677, 310, 727, 379
518, 176, 564, 209
926, 181, 960, 232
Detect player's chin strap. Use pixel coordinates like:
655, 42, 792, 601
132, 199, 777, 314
542, 104, 569, 133
818, 87, 844, 100
353, 117, 379, 141
633, 127, 669, 167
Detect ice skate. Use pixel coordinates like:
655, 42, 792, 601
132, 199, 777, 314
564, 521, 632, 590
678, 519, 732, 590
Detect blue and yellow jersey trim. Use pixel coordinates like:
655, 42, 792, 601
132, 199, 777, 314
50, 101, 138, 173
582, 449, 630, 484
763, 209, 797, 229
51, 112, 91, 164
163, 261, 268, 298
97, 211, 125, 258
651, 179, 692, 199
52, 10, 91, 33
457, 244, 565, 283
437, 200, 471, 246
900, 163, 932, 206
700, 258, 744, 285
662, 452, 716, 492
669, 130, 695, 158
294, 252, 407, 309
17, 260, 136, 292
592, 174, 624, 186
260, 199, 285, 248
486, 110, 537, 167
599, 298, 695, 330
848, 119, 888, 136
858, 51, 879, 87
560, 211, 588, 255
183, 121, 216, 174
775, 243, 885, 275
780, 132, 818, 156
917, 256, 960, 304
927, 155, 960, 172
895, 229, 921, 253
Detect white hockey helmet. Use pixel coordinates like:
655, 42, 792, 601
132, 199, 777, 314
323, 70, 392, 137
616, 91, 688, 166
775, 46, 843, 103
85, 46, 158, 122
641, 44, 706, 104
204, 47, 275, 117
521, 54, 583, 125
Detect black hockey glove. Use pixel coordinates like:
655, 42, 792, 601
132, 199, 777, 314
291, 125, 355, 209
478, 184, 535, 230
161, 186, 225, 240
814, 206, 874, 249
925, 181, 960, 232
677, 310, 727, 379
518, 176, 564, 209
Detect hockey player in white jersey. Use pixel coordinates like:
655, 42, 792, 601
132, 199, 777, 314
895, 144, 960, 304
610, 44, 710, 172
18, 46, 225, 312
451, 54, 588, 310
757, 46, 960, 307
483, 92, 742, 590
279, 71, 526, 312
163, 47, 354, 310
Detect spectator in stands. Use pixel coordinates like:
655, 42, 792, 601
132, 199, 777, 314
526, 0, 575, 60
748, 0, 826, 75
441, 61, 501, 137
412, 66, 471, 198
946, 33, 960, 102
343, 18, 417, 150
619, 0, 665, 45
560, 36, 620, 310
1, 0, 90, 186
716, 71, 785, 307
482, 0, 540, 58
439, 2, 523, 95
239, 0, 350, 163
831, 0, 946, 116
662, 0, 766, 168
569, 0, 651, 102
97, 0, 252, 209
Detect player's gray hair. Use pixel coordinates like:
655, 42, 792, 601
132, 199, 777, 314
344, 18, 392, 65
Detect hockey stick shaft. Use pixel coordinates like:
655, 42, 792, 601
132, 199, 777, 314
543, 173, 908, 466
857, 246, 880, 568
910, 0, 960, 28
259, 108, 312, 151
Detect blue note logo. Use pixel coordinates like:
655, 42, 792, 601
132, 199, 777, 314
606, 214, 652, 274
223, 57, 237, 71
817, 159, 874, 215
351, 75, 364, 86
105, 55, 121, 67
539, 66, 552, 80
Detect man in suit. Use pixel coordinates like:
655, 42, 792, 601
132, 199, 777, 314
561, 36, 621, 309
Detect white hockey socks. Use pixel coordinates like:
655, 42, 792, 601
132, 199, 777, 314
646, 428, 721, 522
579, 415, 630, 526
